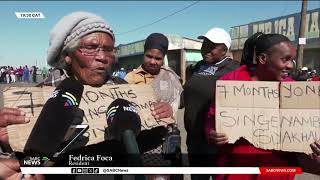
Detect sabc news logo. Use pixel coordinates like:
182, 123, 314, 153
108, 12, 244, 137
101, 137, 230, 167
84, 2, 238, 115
23, 156, 50, 166
71, 168, 99, 174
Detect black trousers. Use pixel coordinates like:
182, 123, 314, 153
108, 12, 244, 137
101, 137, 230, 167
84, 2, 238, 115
187, 134, 217, 180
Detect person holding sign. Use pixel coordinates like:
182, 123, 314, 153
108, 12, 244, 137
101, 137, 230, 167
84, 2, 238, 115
183, 28, 239, 180
33, 11, 118, 158
23, 11, 127, 180
125, 33, 182, 120
125, 33, 183, 180
205, 32, 320, 179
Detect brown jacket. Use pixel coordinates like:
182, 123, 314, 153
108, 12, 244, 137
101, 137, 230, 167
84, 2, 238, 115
125, 65, 157, 84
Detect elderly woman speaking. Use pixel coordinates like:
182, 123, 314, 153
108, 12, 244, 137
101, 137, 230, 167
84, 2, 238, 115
47, 11, 116, 87
24, 12, 125, 166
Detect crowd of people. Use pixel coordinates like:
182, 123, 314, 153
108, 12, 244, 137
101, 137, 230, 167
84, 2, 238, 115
0, 65, 50, 84
0, 11, 320, 180
290, 67, 320, 81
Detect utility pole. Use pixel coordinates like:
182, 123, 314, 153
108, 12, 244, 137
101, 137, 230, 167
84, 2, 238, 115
180, 49, 186, 84
296, 0, 308, 69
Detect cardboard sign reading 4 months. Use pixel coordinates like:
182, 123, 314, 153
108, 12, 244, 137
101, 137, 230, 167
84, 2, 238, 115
216, 81, 320, 154
3, 84, 174, 152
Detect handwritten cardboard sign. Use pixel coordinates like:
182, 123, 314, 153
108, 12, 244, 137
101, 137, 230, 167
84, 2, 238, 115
3, 86, 53, 152
79, 84, 174, 146
3, 84, 174, 152
280, 82, 320, 109
216, 81, 320, 154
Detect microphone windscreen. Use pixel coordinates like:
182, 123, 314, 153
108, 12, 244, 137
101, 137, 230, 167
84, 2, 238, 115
106, 98, 141, 141
24, 78, 84, 157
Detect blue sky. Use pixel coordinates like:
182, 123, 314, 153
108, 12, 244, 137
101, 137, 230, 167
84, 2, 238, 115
1, 1, 319, 67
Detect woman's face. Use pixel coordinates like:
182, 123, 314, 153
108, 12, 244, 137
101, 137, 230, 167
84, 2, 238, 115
260, 41, 296, 81
65, 32, 115, 87
143, 49, 164, 75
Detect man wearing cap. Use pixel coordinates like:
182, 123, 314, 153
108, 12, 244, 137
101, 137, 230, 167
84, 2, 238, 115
183, 28, 239, 180
297, 67, 309, 81
118, 67, 127, 79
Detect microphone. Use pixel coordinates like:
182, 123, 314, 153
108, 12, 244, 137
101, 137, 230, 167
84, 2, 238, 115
105, 98, 142, 164
106, 99, 146, 180
24, 78, 84, 159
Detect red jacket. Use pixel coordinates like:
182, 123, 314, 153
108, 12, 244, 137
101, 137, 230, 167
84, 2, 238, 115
205, 65, 296, 180
311, 76, 320, 81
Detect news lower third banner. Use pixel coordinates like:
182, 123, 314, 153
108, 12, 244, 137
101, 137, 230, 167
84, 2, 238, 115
21, 167, 302, 175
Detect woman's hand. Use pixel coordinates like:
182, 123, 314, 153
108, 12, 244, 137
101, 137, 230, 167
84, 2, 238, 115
310, 140, 320, 163
207, 129, 228, 145
150, 102, 173, 120
0, 107, 29, 144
